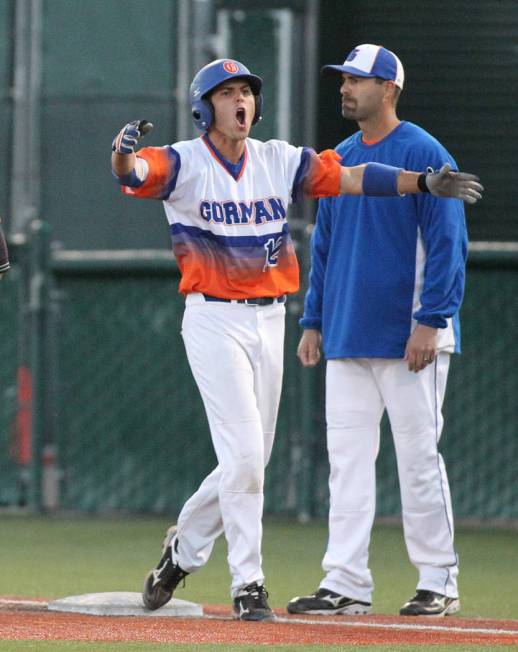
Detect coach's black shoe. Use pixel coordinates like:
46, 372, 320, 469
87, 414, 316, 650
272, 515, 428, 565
399, 590, 460, 616
142, 525, 189, 610
287, 588, 372, 615
233, 582, 275, 621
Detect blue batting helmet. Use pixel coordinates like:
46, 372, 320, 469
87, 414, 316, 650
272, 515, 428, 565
189, 59, 263, 131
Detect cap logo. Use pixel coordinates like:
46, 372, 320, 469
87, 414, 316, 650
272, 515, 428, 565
223, 61, 239, 74
346, 48, 360, 62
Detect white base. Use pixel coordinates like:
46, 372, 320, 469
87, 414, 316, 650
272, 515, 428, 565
48, 592, 203, 617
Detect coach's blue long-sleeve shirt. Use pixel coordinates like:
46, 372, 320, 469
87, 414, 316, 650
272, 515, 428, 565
300, 121, 468, 359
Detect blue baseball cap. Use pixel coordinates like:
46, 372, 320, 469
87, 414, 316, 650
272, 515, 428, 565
322, 44, 405, 89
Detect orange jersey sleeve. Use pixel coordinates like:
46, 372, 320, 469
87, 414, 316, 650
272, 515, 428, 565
307, 150, 342, 198
121, 146, 180, 200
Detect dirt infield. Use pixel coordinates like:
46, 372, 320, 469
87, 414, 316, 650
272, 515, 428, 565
1, 597, 518, 646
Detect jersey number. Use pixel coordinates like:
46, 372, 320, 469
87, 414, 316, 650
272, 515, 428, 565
263, 236, 283, 271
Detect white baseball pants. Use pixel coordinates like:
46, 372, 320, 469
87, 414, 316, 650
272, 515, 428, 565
174, 293, 285, 597
321, 354, 459, 603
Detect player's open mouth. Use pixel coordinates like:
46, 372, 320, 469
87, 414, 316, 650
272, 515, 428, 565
236, 108, 246, 126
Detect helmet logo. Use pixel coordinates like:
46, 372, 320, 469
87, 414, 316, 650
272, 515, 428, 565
223, 60, 239, 74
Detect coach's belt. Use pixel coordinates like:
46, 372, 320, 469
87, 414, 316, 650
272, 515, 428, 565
203, 294, 286, 306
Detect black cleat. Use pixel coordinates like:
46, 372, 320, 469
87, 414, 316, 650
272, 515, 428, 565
233, 582, 275, 621
142, 525, 189, 610
400, 590, 460, 617
287, 588, 372, 615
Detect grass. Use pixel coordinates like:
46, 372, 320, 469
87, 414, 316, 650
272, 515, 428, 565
1, 644, 518, 652
0, 514, 516, 617
0, 514, 516, 651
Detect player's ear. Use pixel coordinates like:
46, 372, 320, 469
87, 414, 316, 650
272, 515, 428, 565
383, 81, 398, 105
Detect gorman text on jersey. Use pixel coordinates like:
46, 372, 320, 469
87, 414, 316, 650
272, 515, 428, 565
199, 197, 287, 225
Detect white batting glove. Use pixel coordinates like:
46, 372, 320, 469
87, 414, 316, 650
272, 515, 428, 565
112, 120, 154, 154
424, 163, 484, 205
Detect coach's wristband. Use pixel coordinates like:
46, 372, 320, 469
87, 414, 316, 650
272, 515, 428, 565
362, 163, 402, 196
417, 173, 431, 193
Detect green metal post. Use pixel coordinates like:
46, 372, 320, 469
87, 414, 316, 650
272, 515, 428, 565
28, 219, 50, 512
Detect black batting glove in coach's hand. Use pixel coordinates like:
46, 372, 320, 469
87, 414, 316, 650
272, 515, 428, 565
112, 120, 154, 154
423, 163, 484, 205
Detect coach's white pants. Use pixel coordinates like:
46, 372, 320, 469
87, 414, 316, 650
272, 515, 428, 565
321, 354, 458, 603
175, 293, 285, 597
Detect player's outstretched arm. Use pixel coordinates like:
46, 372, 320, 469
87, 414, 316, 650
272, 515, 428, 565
111, 120, 154, 177
340, 161, 483, 204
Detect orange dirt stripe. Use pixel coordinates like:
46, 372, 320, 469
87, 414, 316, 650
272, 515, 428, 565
0, 606, 518, 646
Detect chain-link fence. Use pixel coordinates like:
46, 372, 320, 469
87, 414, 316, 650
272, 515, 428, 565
0, 262, 25, 507
50, 250, 320, 517
1, 226, 517, 521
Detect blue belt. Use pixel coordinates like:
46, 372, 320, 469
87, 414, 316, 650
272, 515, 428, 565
203, 294, 286, 306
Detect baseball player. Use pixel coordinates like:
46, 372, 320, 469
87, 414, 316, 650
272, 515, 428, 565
111, 58, 482, 621
0, 220, 10, 279
287, 44, 477, 618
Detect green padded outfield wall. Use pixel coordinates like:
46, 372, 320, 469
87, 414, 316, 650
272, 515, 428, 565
8, 254, 514, 519
49, 266, 311, 514
40, 0, 178, 250
1, 245, 517, 518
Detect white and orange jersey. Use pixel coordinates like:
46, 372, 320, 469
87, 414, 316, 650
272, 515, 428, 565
121, 134, 341, 298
